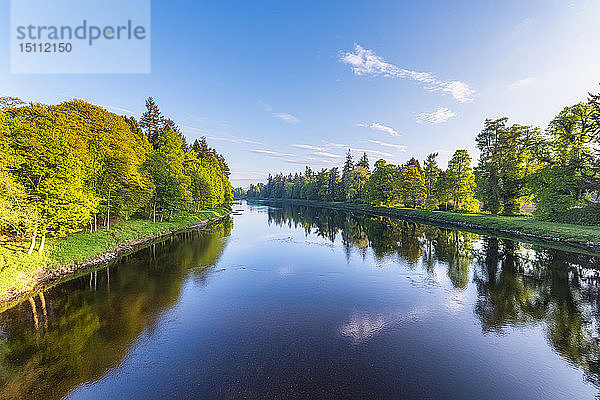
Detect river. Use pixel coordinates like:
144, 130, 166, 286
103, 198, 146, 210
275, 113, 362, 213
1, 200, 599, 399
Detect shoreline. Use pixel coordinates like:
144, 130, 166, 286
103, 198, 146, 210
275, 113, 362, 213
0, 212, 230, 310
249, 198, 600, 255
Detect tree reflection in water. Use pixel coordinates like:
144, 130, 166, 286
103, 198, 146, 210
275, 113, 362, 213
0, 218, 232, 400
267, 204, 600, 388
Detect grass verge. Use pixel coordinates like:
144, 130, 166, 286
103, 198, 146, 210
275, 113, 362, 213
0, 207, 229, 302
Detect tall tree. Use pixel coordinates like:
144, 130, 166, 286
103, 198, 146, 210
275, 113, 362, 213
342, 149, 354, 198
8, 104, 99, 253
475, 118, 542, 215
446, 149, 478, 211
532, 102, 598, 222
399, 163, 427, 208
347, 166, 370, 202
475, 118, 506, 214
423, 152, 441, 209
364, 159, 398, 206
357, 152, 370, 172
139, 97, 164, 146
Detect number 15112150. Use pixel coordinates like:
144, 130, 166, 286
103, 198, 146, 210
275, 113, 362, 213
19, 42, 72, 52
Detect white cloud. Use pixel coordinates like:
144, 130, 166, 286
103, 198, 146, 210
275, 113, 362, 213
416, 107, 457, 124
290, 142, 395, 160
313, 151, 343, 158
206, 135, 263, 145
257, 100, 273, 112
350, 148, 394, 158
340, 44, 475, 103
292, 144, 324, 151
509, 77, 536, 90
105, 105, 136, 115
367, 140, 407, 151
357, 122, 399, 136
251, 149, 297, 157
181, 125, 264, 145
258, 100, 299, 124
273, 112, 299, 124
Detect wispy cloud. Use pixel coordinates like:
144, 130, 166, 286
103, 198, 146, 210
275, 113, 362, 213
509, 77, 536, 90
368, 140, 407, 151
291, 142, 394, 160
356, 122, 399, 136
350, 148, 393, 158
207, 136, 263, 145
292, 144, 324, 151
416, 107, 456, 124
340, 44, 475, 103
105, 105, 137, 115
181, 125, 263, 145
251, 149, 297, 157
258, 100, 273, 112
314, 151, 344, 158
273, 112, 299, 124
259, 100, 299, 124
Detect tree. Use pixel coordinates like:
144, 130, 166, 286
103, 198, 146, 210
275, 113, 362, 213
399, 163, 427, 208
446, 150, 478, 211
357, 152, 370, 172
423, 152, 441, 210
342, 149, 354, 199
8, 103, 100, 253
139, 97, 164, 146
0, 110, 39, 244
347, 166, 370, 202
475, 118, 543, 215
475, 118, 505, 215
364, 159, 398, 206
532, 102, 598, 222
144, 130, 191, 221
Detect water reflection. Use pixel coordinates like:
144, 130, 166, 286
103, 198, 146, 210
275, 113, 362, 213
0, 218, 232, 400
267, 203, 600, 388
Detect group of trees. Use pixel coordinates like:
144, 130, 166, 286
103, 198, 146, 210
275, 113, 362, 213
246, 88, 600, 225
246, 148, 479, 212
0, 97, 232, 254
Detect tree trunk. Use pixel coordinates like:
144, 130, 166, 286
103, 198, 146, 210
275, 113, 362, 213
28, 297, 39, 330
37, 234, 46, 255
106, 187, 111, 231
94, 214, 97, 232
39, 292, 48, 329
153, 202, 156, 223
27, 232, 36, 256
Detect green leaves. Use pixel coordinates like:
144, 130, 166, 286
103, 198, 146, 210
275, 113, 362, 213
1, 98, 233, 252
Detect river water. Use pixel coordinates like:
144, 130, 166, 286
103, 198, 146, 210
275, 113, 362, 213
1, 200, 599, 399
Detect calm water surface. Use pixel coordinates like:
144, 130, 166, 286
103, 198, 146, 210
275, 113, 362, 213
1, 201, 600, 399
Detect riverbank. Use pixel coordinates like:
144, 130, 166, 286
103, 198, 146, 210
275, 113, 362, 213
0, 207, 230, 306
249, 198, 600, 251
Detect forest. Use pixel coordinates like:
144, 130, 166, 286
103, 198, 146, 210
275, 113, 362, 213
0, 96, 233, 256
245, 89, 600, 226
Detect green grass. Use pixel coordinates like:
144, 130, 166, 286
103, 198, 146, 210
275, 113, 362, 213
0, 207, 229, 301
252, 198, 600, 245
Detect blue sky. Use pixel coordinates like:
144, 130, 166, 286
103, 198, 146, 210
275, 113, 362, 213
2, 0, 600, 187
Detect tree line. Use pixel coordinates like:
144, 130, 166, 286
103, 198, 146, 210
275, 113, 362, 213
0, 97, 233, 254
245, 89, 600, 226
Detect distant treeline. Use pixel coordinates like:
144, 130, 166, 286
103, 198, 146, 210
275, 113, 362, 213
0, 97, 232, 254
243, 89, 600, 226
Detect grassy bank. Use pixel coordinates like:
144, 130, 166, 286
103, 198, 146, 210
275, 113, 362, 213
0, 207, 229, 302
251, 198, 600, 247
